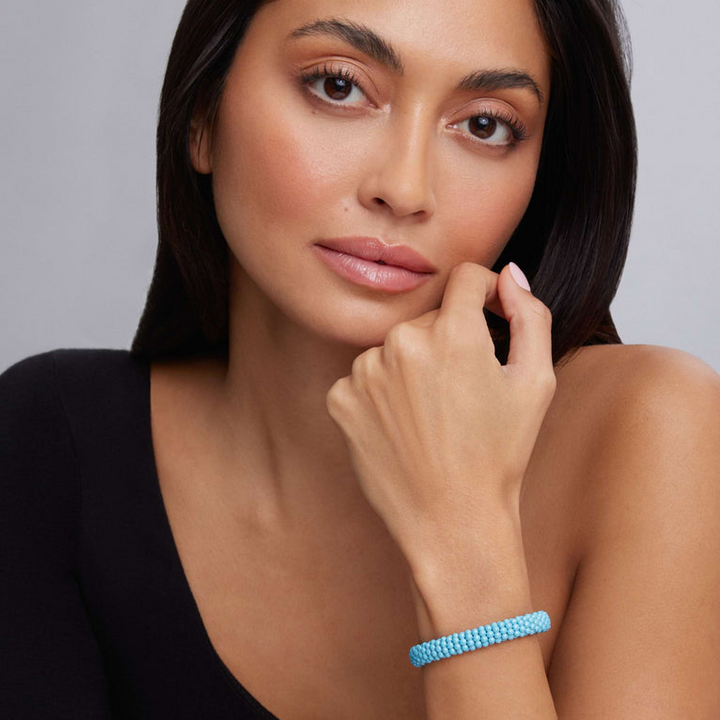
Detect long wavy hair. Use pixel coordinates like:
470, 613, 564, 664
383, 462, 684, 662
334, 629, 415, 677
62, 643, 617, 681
131, 0, 637, 366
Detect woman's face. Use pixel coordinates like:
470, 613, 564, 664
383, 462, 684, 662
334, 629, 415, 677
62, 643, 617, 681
194, 0, 551, 348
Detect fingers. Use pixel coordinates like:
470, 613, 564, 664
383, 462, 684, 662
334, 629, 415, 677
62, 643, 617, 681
401, 260, 553, 389
437, 262, 504, 328
498, 263, 554, 385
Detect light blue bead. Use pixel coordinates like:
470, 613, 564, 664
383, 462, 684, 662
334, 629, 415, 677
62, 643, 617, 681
408, 611, 551, 668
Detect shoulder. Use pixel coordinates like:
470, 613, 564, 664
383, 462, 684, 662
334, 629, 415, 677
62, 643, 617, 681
544, 345, 720, 711
554, 342, 719, 481
2, 348, 146, 408
1, 348, 137, 389
544, 342, 720, 550
0, 352, 96, 560
555, 341, 719, 400
551, 343, 719, 443
1, 348, 148, 458
0, 348, 151, 544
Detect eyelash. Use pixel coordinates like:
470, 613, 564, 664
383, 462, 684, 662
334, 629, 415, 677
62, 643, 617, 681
298, 64, 529, 148
299, 64, 370, 115
467, 109, 529, 146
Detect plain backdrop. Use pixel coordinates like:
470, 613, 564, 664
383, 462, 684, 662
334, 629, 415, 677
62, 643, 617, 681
1, 0, 718, 373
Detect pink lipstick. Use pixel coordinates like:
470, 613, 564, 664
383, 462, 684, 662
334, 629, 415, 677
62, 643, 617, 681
314, 237, 436, 292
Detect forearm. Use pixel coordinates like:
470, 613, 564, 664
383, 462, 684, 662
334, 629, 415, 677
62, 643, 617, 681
409, 514, 557, 719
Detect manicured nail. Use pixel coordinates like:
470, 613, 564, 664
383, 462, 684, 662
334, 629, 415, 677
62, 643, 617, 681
509, 262, 531, 291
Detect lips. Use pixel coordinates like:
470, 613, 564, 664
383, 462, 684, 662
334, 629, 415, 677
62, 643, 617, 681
316, 237, 436, 274
313, 237, 435, 293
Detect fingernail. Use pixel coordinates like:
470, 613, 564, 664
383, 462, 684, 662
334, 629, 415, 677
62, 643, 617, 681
509, 262, 531, 291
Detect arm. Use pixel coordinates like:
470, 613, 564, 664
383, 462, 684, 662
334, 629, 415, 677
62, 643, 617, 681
0, 354, 112, 719
409, 513, 557, 718
327, 262, 560, 718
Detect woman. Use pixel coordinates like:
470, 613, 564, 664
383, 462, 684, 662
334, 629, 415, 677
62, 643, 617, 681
1, 0, 718, 717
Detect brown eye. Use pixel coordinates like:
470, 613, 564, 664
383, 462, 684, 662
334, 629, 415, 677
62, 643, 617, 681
469, 116, 497, 139
304, 70, 367, 106
454, 113, 515, 146
324, 77, 352, 100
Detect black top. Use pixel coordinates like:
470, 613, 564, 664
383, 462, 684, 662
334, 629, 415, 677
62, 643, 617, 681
0, 349, 281, 720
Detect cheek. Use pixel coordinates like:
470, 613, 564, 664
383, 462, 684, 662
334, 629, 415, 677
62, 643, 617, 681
211, 66, 541, 275
211, 100, 367, 243
212, 115, 316, 231
437, 154, 538, 267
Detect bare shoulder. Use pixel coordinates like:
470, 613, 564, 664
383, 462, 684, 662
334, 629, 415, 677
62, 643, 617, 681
542, 345, 720, 713
554, 342, 720, 415
546, 342, 720, 545
548, 343, 716, 445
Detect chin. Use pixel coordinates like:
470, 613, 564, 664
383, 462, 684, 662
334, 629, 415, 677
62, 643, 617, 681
305, 314, 402, 350
288, 299, 429, 351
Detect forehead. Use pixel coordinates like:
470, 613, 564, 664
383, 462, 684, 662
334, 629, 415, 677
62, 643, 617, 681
255, 0, 550, 90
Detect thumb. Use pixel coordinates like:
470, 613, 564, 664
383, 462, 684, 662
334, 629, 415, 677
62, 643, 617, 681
498, 262, 553, 375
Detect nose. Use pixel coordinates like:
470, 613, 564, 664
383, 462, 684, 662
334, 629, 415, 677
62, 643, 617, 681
357, 111, 436, 219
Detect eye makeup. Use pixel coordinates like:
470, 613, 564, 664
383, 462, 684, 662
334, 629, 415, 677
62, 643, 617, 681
296, 63, 529, 150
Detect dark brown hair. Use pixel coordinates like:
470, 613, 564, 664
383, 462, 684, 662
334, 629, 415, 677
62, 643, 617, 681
131, 0, 637, 365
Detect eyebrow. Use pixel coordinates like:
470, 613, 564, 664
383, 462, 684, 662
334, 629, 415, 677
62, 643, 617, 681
288, 18, 544, 105
289, 18, 405, 74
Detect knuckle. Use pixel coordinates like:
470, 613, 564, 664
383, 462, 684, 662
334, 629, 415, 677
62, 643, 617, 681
396, 338, 427, 367
384, 321, 409, 347
516, 297, 552, 329
531, 298, 553, 324
325, 378, 348, 415
385, 322, 422, 358
351, 352, 366, 377
351, 347, 380, 382
542, 304, 553, 325
327, 375, 349, 398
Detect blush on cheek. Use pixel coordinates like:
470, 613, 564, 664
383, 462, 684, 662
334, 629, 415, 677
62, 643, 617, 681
211, 87, 320, 225
233, 114, 370, 226
240, 128, 314, 221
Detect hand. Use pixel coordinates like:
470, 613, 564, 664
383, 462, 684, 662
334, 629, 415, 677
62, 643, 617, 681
325, 262, 556, 568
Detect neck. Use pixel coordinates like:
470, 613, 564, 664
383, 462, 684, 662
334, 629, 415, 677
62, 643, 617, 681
210, 262, 376, 526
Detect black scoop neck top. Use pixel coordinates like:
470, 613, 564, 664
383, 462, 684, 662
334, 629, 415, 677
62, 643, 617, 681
0, 349, 281, 719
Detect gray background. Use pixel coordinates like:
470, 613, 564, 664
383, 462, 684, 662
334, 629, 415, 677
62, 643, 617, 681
1, 0, 718, 373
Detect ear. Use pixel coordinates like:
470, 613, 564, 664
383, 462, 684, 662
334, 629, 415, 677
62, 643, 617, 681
190, 115, 213, 175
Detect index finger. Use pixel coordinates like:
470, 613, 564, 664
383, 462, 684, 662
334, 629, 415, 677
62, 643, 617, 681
437, 262, 505, 327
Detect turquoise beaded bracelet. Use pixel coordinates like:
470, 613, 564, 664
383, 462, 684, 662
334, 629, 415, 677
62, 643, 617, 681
409, 610, 551, 668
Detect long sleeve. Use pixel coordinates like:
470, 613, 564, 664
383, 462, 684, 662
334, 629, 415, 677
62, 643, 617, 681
0, 353, 112, 719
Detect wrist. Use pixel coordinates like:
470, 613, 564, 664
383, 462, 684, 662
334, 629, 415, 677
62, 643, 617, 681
409, 510, 525, 593
408, 514, 532, 641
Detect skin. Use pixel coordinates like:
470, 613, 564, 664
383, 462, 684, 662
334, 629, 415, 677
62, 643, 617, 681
189, 0, 550, 518
150, 0, 720, 717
